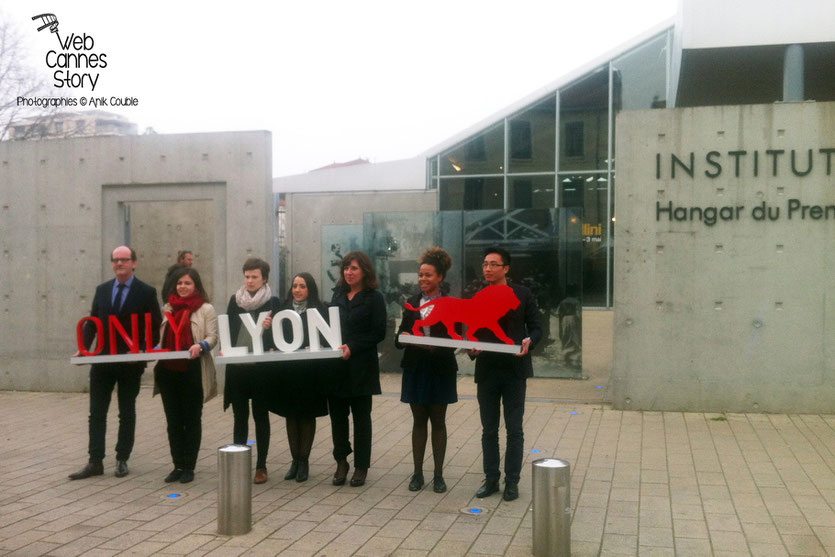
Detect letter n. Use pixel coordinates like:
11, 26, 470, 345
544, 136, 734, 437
306, 306, 342, 350
108, 314, 140, 354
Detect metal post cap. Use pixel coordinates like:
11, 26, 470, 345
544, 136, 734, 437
218, 444, 251, 453
532, 458, 569, 468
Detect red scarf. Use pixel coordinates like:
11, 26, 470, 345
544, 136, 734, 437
161, 293, 204, 371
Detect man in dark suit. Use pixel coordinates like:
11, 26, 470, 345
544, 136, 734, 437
69, 246, 162, 480
471, 246, 542, 501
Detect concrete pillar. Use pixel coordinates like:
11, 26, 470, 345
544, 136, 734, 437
783, 44, 804, 102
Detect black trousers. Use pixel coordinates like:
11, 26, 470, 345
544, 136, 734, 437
476, 369, 527, 484
156, 360, 204, 471
230, 387, 270, 469
88, 363, 143, 462
328, 395, 372, 469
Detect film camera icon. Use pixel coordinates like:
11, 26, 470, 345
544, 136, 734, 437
32, 13, 62, 44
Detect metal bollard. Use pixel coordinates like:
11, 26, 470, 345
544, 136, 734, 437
217, 444, 252, 535
532, 458, 571, 557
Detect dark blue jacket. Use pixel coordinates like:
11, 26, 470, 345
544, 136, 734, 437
82, 277, 162, 361
474, 282, 542, 380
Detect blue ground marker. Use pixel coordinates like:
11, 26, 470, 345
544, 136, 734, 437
247, 440, 255, 445
167, 493, 181, 498
460, 506, 489, 515
596, 385, 603, 389
531, 449, 540, 453
570, 411, 578, 415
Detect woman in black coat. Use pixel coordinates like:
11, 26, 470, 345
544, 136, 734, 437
223, 258, 280, 485
395, 247, 458, 493
329, 250, 386, 487
267, 273, 329, 482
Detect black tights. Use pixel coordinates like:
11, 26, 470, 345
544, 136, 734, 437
410, 403, 448, 477
286, 416, 316, 462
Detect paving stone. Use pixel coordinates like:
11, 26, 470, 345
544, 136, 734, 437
1, 392, 833, 556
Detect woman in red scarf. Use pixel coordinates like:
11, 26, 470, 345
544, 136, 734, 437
155, 267, 218, 484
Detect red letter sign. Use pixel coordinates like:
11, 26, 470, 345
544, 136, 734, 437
76, 316, 104, 356
164, 311, 191, 350
145, 313, 169, 353
108, 314, 140, 354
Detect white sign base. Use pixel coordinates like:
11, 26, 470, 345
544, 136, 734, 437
398, 334, 521, 354
216, 348, 343, 364
70, 351, 192, 365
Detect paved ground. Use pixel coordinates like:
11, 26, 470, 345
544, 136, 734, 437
2, 376, 835, 556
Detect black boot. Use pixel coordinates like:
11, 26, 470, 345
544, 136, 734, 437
296, 460, 309, 482
284, 460, 298, 480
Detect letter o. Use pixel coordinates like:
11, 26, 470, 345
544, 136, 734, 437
271, 310, 304, 352
76, 316, 104, 356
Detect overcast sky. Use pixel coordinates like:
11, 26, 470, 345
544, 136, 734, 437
4, 0, 677, 176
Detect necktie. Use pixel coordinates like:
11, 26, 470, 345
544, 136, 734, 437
115, 283, 126, 311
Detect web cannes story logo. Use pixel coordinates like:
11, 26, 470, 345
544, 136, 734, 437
32, 13, 107, 91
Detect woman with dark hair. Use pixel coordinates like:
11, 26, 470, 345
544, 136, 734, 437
266, 272, 330, 482
329, 251, 386, 487
395, 247, 458, 493
224, 258, 280, 484
155, 267, 218, 484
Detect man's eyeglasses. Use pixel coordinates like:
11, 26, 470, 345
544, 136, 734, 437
111, 258, 132, 263
481, 262, 506, 269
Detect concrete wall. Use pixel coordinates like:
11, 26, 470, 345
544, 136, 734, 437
613, 101, 835, 412
283, 190, 437, 292
0, 131, 272, 392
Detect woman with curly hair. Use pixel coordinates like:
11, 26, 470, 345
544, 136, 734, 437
394, 247, 458, 493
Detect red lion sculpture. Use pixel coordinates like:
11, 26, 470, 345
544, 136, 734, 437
404, 285, 521, 345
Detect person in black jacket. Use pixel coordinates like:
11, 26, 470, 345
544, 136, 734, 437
329, 251, 386, 487
70, 245, 162, 480
470, 246, 542, 502
223, 258, 280, 484
160, 250, 194, 302
395, 247, 458, 494
265, 272, 329, 483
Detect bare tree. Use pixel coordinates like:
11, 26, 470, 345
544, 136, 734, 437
0, 10, 54, 140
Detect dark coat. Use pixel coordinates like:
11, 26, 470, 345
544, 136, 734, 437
160, 263, 183, 303
330, 288, 386, 397
394, 292, 458, 375
82, 277, 162, 361
473, 281, 542, 381
267, 298, 332, 417
223, 294, 281, 409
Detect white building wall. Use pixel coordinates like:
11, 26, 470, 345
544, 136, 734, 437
276, 156, 425, 193
679, 0, 835, 49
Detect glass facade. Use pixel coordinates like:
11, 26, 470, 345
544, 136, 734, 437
333, 209, 585, 378
559, 68, 609, 172
508, 94, 556, 174
439, 123, 504, 176
429, 29, 671, 308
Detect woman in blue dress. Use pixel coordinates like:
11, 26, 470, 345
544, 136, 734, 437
394, 247, 458, 493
